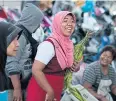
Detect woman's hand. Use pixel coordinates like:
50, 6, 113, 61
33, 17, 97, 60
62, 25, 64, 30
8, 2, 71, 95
97, 94, 108, 101
97, 94, 104, 100
13, 88, 22, 101
87, 32, 93, 38
70, 61, 80, 72
100, 97, 108, 101
45, 90, 57, 101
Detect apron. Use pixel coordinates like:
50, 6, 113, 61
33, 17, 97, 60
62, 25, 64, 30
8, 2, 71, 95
27, 74, 64, 101
97, 79, 113, 101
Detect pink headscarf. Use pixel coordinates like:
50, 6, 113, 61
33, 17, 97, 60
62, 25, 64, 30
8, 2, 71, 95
48, 11, 76, 70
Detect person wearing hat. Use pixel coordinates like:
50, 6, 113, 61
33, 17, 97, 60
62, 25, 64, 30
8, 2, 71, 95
0, 21, 22, 92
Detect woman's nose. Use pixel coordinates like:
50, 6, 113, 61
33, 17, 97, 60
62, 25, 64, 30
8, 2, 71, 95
67, 22, 72, 26
16, 40, 20, 47
104, 56, 108, 60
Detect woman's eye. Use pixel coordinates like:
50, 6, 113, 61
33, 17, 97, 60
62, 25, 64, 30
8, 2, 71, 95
72, 20, 74, 23
108, 57, 112, 59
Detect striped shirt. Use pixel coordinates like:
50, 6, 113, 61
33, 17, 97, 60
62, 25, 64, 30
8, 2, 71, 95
82, 61, 116, 91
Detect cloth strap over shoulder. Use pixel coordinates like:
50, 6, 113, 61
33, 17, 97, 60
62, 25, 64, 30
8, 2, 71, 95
45, 38, 55, 48
17, 24, 39, 61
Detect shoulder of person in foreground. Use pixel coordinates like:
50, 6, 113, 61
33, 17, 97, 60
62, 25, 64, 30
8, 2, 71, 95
35, 41, 55, 65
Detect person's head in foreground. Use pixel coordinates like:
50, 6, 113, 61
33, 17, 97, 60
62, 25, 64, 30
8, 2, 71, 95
52, 11, 76, 38
0, 21, 22, 72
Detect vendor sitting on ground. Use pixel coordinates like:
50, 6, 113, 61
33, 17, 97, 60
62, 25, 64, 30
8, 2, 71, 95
82, 45, 116, 101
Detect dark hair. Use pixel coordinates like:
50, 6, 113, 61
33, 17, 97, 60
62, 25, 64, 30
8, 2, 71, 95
100, 45, 116, 60
67, 13, 75, 21
0, 26, 7, 73
0, 32, 8, 91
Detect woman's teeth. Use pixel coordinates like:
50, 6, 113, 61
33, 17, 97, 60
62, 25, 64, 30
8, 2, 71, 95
67, 28, 72, 31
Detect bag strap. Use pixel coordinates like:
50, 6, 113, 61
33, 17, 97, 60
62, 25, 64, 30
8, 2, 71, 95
17, 25, 39, 60
45, 39, 54, 46
17, 24, 37, 45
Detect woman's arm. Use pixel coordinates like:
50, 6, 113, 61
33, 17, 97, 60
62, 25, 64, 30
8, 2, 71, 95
32, 60, 54, 94
111, 68, 116, 95
111, 85, 116, 95
32, 60, 55, 101
32, 40, 55, 94
32, 41, 56, 101
83, 81, 104, 100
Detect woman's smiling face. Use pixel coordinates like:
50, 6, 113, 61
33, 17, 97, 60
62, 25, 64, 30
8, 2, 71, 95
100, 51, 113, 66
61, 14, 75, 37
